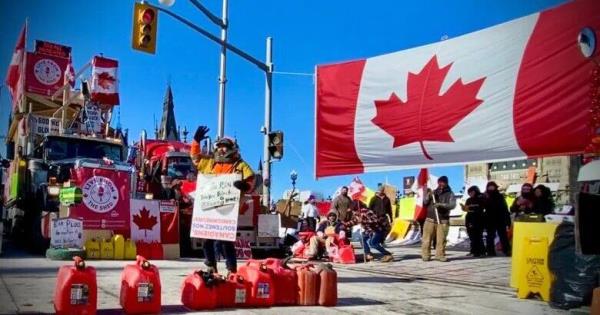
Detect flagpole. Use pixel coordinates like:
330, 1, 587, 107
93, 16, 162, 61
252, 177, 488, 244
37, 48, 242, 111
19, 18, 28, 114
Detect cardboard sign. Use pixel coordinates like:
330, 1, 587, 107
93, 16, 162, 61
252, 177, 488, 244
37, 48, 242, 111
82, 104, 102, 134
130, 199, 161, 242
30, 115, 60, 135
257, 214, 281, 238
51, 218, 83, 248
191, 173, 241, 241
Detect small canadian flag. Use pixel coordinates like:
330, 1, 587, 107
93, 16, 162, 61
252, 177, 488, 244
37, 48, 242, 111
4, 23, 26, 107
91, 56, 120, 105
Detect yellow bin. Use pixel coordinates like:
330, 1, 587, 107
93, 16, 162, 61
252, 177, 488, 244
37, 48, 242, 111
100, 238, 114, 259
516, 236, 552, 301
112, 234, 125, 260
124, 239, 137, 260
510, 222, 558, 288
84, 238, 101, 259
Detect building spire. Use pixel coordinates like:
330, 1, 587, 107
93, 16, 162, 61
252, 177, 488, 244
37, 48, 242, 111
159, 83, 180, 141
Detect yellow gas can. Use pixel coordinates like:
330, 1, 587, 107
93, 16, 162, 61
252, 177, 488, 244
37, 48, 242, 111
516, 236, 552, 301
124, 238, 137, 260
84, 238, 100, 259
112, 234, 125, 260
100, 238, 114, 260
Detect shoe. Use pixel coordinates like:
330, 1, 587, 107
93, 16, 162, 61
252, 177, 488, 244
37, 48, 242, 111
422, 256, 431, 262
365, 254, 375, 262
437, 257, 448, 262
381, 255, 393, 263
206, 266, 218, 274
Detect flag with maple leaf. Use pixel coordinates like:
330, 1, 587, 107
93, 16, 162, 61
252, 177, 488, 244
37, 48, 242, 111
130, 199, 161, 242
90, 56, 120, 106
315, 0, 598, 178
5, 23, 26, 109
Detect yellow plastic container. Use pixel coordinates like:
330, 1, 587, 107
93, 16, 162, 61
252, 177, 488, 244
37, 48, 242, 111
112, 234, 125, 260
516, 236, 552, 301
100, 238, 114, 260
84, 238, 100, 259
511, 222, 558, 288
124, 239, 137, 260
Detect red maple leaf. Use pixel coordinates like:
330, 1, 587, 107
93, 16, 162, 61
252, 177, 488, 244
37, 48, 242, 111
371, 55, 485, 160
132, 207, 158, 237
96, 72, 115, 90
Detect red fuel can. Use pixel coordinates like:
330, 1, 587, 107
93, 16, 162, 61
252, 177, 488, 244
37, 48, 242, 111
54, 256, 97, 315
317, 263, 338, 306
120, 255, 161, 314
337, 245, 356, 264
262, 258, 298, 305
149, 242, 163, 260
181, 270, 218, 310
215, 273, 252, 308
237, 261, 275, 307
297, 264, 319, 306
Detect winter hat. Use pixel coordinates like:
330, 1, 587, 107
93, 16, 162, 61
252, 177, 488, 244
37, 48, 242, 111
438, 176, 449, 184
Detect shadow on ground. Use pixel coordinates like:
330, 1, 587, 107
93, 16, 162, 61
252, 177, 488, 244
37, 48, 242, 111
338, 276, 419, 283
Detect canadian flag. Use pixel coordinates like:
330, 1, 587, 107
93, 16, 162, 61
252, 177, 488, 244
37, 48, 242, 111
413, 169, 430, 221
4, 23, 26, 106
347, 177, 366, 200
315, 0, 599, 178
91, 56, 120, 106
65, 56, 75, 88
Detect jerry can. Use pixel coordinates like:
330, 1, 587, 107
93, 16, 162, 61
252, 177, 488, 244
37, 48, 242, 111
214, 273, 251, 308
120, 255, 161, 314
124, 239, 137, 260
237, 261, 275, 307
54, 256, 97, 315
181, 270, 217, 310
262, 258, 298, 305
297, 264, 319, 306
136, 242, 151, 260
84, 239, 100, 260
100, 239, 114, 260
317, 263, 337, 306
150, 242, 163, 260
113, 234, 125, 260
337, 245, 356, 264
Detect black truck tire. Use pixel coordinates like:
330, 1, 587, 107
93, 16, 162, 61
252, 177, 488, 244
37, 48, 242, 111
46, 248, 87, 260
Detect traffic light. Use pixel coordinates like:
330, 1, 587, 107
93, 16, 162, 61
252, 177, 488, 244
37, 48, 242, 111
268, 131, 284, 160
132, 2, 158, 54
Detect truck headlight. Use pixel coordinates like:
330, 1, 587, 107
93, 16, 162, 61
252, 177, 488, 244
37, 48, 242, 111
48, 186, 60, 196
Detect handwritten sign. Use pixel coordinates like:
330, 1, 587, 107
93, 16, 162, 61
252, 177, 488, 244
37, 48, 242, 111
191, 173, 241, 241
51, 218, 83, 248
258, 214, 281, 237
82, 104, 102, 134
30, 115, 60, 135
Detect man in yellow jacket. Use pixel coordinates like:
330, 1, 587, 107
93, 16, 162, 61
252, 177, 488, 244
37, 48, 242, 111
190, 126, 255, 273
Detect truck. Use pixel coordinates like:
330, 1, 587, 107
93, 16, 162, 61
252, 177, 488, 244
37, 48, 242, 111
2, 40, 129, 253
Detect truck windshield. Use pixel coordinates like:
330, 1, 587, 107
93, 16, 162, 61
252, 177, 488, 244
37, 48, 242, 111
45, 138, 123, 161
167, 157, 195, 179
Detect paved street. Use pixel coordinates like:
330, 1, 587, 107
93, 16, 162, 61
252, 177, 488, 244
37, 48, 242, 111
0, 243, 588, 314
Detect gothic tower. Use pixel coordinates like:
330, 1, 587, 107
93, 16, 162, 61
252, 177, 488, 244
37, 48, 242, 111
159, 84, 180, 141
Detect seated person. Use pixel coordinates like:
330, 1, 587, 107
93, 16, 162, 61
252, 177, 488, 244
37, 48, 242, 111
306, 211, 346, 260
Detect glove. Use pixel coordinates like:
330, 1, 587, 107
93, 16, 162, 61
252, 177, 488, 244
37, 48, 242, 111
233, 180, 250, 192
193, 125, 210, 143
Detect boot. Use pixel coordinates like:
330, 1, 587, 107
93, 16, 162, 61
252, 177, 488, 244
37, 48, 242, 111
381, 255, 393, 263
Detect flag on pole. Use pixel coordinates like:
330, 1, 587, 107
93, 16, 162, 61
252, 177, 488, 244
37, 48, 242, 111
91, 56, 120, 106
65, 56, 75, 88
348, 177, 366, 200
413, 168, 429, 221
5, 23, 26, 106
315, 0, 599, 178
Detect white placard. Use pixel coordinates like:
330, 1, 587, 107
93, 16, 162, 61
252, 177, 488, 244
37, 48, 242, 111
257, 214, 281, 238
82, 104, 102, 134
130, 199, 161, 242
191, 173, 241, 242
30, 115, 60, 135
160, 200, 177, 213
51, 218, 83, 248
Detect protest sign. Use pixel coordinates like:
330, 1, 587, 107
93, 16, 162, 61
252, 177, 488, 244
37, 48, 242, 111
51, 218, 83, 248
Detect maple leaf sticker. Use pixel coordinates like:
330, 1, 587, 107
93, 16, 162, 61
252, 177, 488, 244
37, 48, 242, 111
132, 207, 158, 237
96, 72, 116, 90
371, 55, 485, 160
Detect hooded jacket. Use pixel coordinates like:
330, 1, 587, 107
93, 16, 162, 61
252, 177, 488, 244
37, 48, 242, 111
424, 186, 456, 222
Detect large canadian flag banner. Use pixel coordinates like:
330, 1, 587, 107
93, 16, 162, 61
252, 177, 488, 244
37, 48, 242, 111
315, 0, 599, 178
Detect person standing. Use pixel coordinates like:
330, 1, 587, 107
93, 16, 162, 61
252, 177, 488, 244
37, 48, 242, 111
190, 126, 255, 274
369, 185, 393, 224
510, 183, 535, 217
421, 176, 455, 262
331, 186, 353, 223
463, 186, 485, 257
300, 195, 319, 231
532, 184, 555, 216
483, 181, 511, 257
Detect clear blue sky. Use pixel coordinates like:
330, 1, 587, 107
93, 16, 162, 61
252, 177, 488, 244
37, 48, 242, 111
0, 0, 565, 200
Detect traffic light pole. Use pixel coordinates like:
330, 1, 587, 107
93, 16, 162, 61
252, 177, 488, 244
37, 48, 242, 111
151, 2, 274, 207
216, 0, 228, 139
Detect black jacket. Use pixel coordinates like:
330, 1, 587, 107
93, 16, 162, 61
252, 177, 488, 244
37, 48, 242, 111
484, 191, 510, 224
465, 194, 485, 216
368, 194, 393, 222
424, 187, 455, 222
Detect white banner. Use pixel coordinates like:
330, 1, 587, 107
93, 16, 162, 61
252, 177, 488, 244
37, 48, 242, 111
82, 104, 102, 134
130, 199, 161, 242
30, 114, 60, 135
51, 218, 83, 248
191, 173, 241, 242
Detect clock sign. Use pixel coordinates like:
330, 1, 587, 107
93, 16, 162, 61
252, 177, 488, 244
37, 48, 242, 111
33, 58, 62, 85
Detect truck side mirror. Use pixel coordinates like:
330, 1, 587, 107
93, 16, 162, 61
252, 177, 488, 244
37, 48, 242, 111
6, 142, 14, 160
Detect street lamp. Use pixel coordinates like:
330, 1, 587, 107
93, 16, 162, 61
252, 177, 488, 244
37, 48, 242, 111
147, 0, 274, 207
290, 170, 298, 190
158, 0, 175, 6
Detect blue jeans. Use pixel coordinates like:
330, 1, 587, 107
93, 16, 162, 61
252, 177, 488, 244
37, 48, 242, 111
203, 239, 237, 272
362, 231, 391, 256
